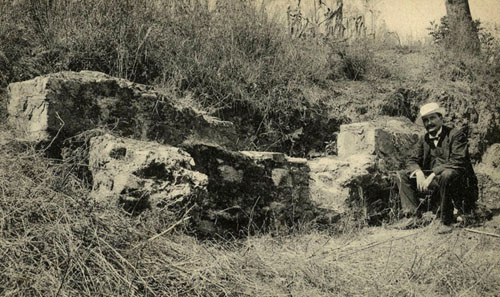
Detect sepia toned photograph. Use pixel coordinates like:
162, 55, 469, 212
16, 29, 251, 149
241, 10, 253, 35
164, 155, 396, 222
0, 0, 499, 296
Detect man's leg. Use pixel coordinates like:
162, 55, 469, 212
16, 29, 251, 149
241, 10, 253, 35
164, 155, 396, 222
462, 174, 478, 215
396, 170, 420, 216
433, 169, 461, 225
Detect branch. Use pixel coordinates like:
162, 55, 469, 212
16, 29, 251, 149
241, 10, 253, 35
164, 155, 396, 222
464, 228, 500, 238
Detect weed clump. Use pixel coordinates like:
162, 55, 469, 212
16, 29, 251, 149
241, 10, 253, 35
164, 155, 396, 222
338, 45, 372, 81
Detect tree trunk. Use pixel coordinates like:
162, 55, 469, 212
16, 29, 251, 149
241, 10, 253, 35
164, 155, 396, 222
445, 0, 480, 53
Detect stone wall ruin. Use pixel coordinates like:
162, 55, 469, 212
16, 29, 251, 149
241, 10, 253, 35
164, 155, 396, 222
6, 71, 499, 234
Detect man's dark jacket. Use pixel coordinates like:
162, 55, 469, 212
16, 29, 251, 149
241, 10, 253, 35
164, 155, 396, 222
406, 125, 478, 207
408, 125, 469, 174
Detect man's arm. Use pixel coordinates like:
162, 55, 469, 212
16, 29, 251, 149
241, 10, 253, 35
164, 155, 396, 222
407, 135, 424, 172
407, 136, 429, 191
432, 129, 468, 175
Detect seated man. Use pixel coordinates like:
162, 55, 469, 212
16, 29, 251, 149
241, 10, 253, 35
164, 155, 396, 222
396, 102, 477, 233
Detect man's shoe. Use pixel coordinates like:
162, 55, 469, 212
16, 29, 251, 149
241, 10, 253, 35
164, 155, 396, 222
435, 224, 453, 234
392, 217, 421, 230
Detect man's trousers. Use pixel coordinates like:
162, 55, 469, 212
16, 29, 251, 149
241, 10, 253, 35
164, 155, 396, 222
396, 169, 462, 225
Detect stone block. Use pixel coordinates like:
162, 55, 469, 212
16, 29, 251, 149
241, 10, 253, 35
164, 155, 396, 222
308, 154, 376, 214
7, 71, 237, 149
89, 134, 208, 210
337, 118, 421, 171
88, 135, 314, 235
314, 118, 422, 222
183, 144, 312, 234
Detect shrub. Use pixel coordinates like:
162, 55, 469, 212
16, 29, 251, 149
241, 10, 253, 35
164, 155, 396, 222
327, 41, 374, 81
428, 16, 500, 59
338, 46, 371, 81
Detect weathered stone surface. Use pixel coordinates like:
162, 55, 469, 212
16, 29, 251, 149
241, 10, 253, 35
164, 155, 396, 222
309, 153, 393, 223
337, 118, 421, 171
89, 134, 208, 210
182, 144, 313, 234
309, 118, 420, 223
88, 135, 314, 234
480, 143, 500, 170
7, 71, 237, 148
308, 154, 376, 214
475, 143, 500, 210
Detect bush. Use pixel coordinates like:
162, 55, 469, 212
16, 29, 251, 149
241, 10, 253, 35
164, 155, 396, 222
428, 16, 500, 59
338, 45, 372, 81
326, 41, 376, 81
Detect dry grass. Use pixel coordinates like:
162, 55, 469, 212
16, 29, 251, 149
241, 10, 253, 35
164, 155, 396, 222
1, 129, 499, 297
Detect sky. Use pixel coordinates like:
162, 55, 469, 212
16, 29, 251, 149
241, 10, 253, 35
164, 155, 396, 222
378, 0, 500, 41
262, 0, 500, 42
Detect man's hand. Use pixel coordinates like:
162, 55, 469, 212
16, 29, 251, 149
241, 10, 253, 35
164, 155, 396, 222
421, 173, 435, 191
415, 170, 426, 191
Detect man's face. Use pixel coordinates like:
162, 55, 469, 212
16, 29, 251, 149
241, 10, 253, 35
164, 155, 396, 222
422, 113, 443, 134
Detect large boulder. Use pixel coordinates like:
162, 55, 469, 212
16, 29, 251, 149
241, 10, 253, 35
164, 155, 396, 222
475, 143, 500, 210
7, 71, 236, 149
182, 143, 313, 234
88, 134, 208, 212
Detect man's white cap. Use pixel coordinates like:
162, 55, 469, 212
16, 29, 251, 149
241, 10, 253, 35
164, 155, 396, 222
415, 102, 446, 126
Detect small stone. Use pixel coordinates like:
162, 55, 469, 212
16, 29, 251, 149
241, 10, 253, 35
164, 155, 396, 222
218, 165, 243, 183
